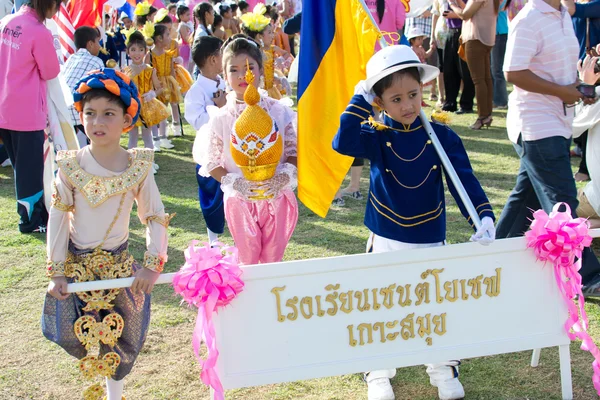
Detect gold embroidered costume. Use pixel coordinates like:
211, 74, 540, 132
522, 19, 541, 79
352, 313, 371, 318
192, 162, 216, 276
41, 147, 172, 400
167, 39, 193, 95
123, 65, 170, 127
152, 50, 183, 103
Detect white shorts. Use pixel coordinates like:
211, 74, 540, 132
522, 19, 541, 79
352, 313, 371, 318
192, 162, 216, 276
366, 232, 443, 253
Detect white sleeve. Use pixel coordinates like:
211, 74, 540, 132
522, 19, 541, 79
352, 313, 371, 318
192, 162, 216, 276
184, 88, 210, 131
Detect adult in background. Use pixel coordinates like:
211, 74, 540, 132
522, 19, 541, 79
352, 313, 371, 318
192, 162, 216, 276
332, 0, 406, 208
449, 0, 499, 129
496, 0, 600, 295
441, 1, 475, 113
0, 0, 12, 20
432, 0, 451, 107
491, 0, 509, 109
0, 0, 61, 233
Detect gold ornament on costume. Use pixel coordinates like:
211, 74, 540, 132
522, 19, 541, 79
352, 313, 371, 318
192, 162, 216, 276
431, 110, 451, 125
230, 63, 283, 185
79, 352, 121, 379
106, 59, 118, 68
74, 314, 125, 350
83, 384, 105, 400
134, 1, 151, 16
240, 11, 271, 33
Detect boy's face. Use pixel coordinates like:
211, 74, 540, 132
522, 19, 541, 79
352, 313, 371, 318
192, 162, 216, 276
81, 97, 132, 146
88, 36, 101, 56
374, 74, 423, 125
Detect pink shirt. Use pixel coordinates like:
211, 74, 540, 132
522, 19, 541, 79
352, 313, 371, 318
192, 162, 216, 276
0, 7, 60, 132
503, 0, 579, 143
366, 0, 406, 50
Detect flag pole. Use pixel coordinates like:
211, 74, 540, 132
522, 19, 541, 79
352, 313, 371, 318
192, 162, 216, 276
356, 0, 484, 232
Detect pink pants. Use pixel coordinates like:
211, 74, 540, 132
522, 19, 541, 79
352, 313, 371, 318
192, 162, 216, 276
224, 190, 298, 265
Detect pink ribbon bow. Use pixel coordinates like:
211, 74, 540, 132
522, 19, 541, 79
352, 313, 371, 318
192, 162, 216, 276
525, 203, 600, 394
173, 241, 244, 400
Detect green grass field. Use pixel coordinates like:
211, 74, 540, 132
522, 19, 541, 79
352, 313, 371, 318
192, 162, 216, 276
1, 106, 600, 399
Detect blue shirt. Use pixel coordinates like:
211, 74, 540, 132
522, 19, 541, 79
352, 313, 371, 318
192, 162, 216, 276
573, 0, 600, 60
333, 96, 494, 243
497, 0, 508, 35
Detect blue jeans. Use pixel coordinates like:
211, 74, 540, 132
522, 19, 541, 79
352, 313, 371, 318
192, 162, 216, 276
496, 135, 600, 283
491, 33, 508, 107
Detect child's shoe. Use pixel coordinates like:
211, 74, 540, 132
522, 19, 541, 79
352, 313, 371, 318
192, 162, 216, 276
153, 140, 161, 152
171, 121, 183, 137
365, 370, 396, 400
426, 362, 465, 400
159, 138, 175, 149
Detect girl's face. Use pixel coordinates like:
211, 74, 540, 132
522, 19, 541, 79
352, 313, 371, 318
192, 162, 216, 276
224, 9, 233, 19
225, 53, 261, 99
180, 10, 191, 22
206, 11, 215, 25
261, 24, 274, 47
148, 11, 157, 22
127, 43, 146, 64
163, 22, 173, 35
412, 36, 424, 47
374, 74, 423, 125
155, 32, 169, 49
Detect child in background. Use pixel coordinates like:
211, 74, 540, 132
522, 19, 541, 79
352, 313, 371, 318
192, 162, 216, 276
193, 36, 298, 265
238, 0, 250, 16
219, 2, 239, 38
240, 11, 293, 99
143, 23, 181, 149
212, 13, 226, 40
133, 1, 157, 28
167, 3, 178, 40
407, 27, 437, 106
42, 68, 171, 400
63, 26, 104, 147
333, 45, 495, 400
231, 2, 242, 29
193, 2, 214, 41
123, 30, 170, 175
176, 4, 194, 72
186, 36, 227, 245
270, 7, 291, 54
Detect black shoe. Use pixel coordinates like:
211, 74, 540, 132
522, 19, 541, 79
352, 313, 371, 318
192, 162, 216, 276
442, 104, 457, 112
20, 225, 47, 234
456, 109, 474, 115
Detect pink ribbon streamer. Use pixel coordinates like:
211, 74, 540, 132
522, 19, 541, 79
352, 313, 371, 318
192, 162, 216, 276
525, 203, 600, 394
172, 241, 244, 400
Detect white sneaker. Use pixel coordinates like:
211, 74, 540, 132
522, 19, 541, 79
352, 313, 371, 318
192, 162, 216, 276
153, 141, 161, 152
152, 164, 158, 174
1, 158, 11, 167
153, 162, 160, 171
159, 138, 174, 149
426, 362, 465, 400
366, 370, 396, 400
171, 122, 182, 136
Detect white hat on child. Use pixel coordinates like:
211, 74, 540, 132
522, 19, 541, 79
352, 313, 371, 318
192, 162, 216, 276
118, 12, 130, 22
364, 45, 439, 91
406, 27, 427, 41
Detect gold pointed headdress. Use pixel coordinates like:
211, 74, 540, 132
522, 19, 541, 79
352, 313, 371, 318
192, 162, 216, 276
230, 62, 282, 183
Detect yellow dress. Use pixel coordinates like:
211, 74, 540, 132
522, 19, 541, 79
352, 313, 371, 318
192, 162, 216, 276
263, 47, 283, 100
124, 65, 171, 127
168, 39, 193, 95
151, 50, 184, 104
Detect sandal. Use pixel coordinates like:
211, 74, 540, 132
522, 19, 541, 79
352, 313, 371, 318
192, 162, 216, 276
341, 190, 364, 200
331, 197, 345, 207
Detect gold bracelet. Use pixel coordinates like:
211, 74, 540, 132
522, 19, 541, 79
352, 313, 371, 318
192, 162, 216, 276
46, 260, 66, 278
143, 252, 165, 273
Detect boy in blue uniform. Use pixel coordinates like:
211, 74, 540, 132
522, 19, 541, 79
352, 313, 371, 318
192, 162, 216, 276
333, 45, 496, 400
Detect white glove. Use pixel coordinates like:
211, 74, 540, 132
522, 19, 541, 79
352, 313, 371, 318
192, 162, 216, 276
221, 173, 263, 200
354, 80, 375, 105
173, 56, 184, 64
470, 216, 495, 246
263, 163, 297, 198
142, 90, 157, 102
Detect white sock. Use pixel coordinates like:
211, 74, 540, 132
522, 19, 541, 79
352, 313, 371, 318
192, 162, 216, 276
106, 378, 124, 400
207, 228, 219, 244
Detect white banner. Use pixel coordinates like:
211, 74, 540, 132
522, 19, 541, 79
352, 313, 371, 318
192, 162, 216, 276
212, 237, 571, 395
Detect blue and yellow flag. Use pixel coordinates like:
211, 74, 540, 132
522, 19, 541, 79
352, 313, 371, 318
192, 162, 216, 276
297, 0, 380, 218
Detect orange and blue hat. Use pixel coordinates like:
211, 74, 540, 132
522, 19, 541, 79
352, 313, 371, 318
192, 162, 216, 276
73, 68, 141, 132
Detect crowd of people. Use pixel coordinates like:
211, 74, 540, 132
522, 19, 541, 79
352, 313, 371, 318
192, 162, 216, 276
2, 0, 600, 399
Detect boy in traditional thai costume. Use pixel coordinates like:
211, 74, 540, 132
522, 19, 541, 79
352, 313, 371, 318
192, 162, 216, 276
332, 45, 496, 400
42, 69, 172, 400
240, 9, 293, 99
186, 36, 227, 245
193, 37, 298, 265
123, 30, 170, 175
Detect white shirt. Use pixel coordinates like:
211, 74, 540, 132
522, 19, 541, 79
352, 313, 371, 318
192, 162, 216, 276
574, 89, 600, 214
503, 0, 579, 143
194, 24, 211, 42
184, 73, 226, 131
62, 48, 104, 126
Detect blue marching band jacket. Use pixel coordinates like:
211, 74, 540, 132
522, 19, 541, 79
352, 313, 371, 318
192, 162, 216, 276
333, 95, 495, 244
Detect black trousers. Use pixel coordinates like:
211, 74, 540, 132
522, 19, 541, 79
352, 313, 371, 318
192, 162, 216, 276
443, 30, 475, 111
0, 129, 48, 233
